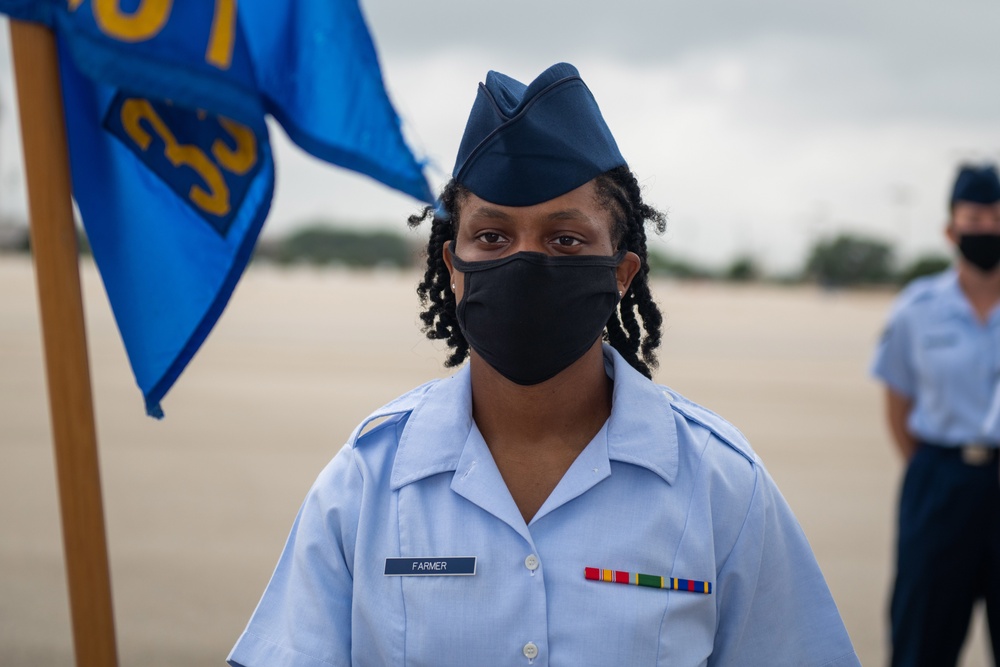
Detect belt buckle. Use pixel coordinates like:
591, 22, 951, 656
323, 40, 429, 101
961, 444, 993, 466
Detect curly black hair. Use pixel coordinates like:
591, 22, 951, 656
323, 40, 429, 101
407, 165, 667, 378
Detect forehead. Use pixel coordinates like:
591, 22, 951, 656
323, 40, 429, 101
953, 201, 1000, 218
458, 180, 611, 228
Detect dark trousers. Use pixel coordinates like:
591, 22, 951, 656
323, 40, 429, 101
890, 444, 1000, 666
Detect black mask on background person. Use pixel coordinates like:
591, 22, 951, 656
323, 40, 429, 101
958, 234, 1000, 273
450, 243, 625, 385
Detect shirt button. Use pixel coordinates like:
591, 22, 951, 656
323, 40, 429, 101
523, 642, 539, 659
524, 554, 540, 571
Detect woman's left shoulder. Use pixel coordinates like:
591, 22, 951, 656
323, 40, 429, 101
659, 385, 758, 466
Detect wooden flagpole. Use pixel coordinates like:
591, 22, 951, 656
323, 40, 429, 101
9, 19, 119, 667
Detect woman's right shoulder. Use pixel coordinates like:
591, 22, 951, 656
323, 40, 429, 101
311, 378, 449, 501
346, 377, 446, 448
891, 269, 953, 313
875, 270, 954, 333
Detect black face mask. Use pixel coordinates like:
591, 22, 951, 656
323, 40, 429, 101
450, 243, 625, 385
958, 234, 1000, 273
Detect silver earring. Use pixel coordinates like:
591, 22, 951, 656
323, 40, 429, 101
618, 290, 623, 298
451, 283, 456, 290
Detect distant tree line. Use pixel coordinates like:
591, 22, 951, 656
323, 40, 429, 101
0, 218, 29, 252
801, 234, 949, 287
255, 226, 952, 288
0, 220, 954, 288
253, 225, 418, 269
648, 233, 951, 287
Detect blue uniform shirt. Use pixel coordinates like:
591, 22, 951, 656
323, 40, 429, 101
229, 345, 859, 666
871, 270, 1000, 446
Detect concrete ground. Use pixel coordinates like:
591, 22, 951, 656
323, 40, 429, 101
0, 256, 991, 665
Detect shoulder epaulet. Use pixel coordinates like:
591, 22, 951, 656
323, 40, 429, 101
347, 379, 439, 447
664, 388, 757, 464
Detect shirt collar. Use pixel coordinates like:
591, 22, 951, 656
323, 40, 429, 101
390, 345, 678, 490
938, 269, 973, 319
935, 268, 1000, 323
604, 345, 679, 484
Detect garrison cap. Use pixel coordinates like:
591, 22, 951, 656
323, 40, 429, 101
951, 164, 1000, 205
452, 63, 626, 206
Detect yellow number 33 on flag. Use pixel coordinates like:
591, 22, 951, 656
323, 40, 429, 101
107, 95, 261, 236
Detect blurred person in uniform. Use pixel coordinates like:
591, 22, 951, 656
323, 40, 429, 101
229, 62, 859, 666
872, 163, 1000, 666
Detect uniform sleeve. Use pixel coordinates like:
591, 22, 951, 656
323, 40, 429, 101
228, 444, 362, 667
871, 303, 916, 397
710, 464, 860, 667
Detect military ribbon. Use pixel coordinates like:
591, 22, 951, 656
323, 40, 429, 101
584, 567, 713, 594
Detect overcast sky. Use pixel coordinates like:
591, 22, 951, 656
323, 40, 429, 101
1, 2, 999, 271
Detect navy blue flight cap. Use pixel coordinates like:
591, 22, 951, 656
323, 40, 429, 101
452, 63, 627, 206
951, 164, 1000, 205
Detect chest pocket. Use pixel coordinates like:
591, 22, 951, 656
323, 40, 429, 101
922, 331, 959, 350
915, 326, 974, 378
560, 565, 714, 665
395, 479, 539, 666
910, 324, 999, 431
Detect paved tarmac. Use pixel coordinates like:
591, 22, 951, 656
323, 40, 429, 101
0, 256, 991, 665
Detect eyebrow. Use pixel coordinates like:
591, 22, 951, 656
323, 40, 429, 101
466, 207, 591, 222
466, 206, 512, 221
546, 208, 589, 221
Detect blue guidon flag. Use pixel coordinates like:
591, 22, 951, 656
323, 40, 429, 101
1, 0, 432, 417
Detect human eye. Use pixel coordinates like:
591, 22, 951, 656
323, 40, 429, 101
474, 231, 508, 245
553, 235, 583, 247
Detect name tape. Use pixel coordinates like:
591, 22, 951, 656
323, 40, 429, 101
384, 557, 477, 576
